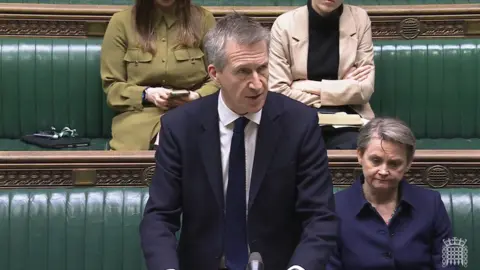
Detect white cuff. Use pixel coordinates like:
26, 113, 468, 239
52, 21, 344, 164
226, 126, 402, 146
287, 265, 305, 270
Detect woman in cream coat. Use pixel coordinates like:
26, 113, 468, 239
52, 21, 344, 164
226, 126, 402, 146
269, 0, 375, 149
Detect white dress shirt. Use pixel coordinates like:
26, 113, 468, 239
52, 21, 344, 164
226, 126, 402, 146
218, 91, 261, 208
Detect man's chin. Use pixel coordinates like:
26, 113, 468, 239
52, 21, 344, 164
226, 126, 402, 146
245, 98, 266, 113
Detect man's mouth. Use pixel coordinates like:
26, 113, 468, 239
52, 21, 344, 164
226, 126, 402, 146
247, 93, 262, 100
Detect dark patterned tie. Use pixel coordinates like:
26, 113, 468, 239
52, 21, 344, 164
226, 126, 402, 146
225, 116, 249, 270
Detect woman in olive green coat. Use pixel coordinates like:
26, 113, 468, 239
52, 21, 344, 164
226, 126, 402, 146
101, 0, 219, 150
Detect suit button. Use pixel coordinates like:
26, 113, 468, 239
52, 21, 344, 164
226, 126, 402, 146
390, 232, 395, 237
384, 252, 392, 259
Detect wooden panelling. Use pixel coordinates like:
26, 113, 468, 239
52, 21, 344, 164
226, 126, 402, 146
2, 150, 480, 188
0, 3, 480, 39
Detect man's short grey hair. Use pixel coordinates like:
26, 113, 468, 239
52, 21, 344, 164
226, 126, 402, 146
203, 12, 270, 71
357, 117, 416, 163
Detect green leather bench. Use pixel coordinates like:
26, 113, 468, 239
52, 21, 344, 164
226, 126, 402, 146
0, 38, 114, 150
371, 39, 480, 149
0, 186, 477, 269
1, 37, 480, 150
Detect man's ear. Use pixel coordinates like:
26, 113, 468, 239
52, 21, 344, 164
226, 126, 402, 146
208, 64, 218, 82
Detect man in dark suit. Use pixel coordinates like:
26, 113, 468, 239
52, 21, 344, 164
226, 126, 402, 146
140, 13, 337, 270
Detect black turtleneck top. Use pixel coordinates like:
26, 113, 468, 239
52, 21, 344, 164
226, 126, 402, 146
307, 2, 355, 114
307, 1, 343, 82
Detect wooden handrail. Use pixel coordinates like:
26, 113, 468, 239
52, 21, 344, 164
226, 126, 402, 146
3, 149, 480, 163
0, 3, 479, 16
1, 3, 479, 39
1, 150, 480, 187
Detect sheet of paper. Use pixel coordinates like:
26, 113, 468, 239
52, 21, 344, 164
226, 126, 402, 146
155, 132, 160, 145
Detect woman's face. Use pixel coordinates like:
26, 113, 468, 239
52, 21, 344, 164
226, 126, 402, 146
311, 0, 343, 15
357, 137, 411, 192
156, 0, 175, 9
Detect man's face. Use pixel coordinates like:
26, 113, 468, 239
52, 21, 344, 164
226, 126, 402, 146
208, 40, 269, 115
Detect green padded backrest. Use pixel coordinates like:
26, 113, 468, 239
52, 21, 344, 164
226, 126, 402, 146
0, 0, 478, 5
371, 39, 480, 140
0, 188, 148, 270
0, 187, 477, 270
1, 38, 479, 141
0, 38, 114, 139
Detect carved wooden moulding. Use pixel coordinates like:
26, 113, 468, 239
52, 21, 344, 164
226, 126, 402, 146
0, 19, 86, 36
372, 18, 469, 39
1, 4, 480, 39
0, 18, 476, 39
0, 164, 479, 188
329, 165, 478, 188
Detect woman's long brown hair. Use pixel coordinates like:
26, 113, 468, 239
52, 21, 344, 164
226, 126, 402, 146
133, 0, 201, 54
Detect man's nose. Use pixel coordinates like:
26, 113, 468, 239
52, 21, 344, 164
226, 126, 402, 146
249, 72, 263, 90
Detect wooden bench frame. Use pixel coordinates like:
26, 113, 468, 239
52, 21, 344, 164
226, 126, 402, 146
1, 150, 480, 188
1, 4, 480, 188
0, 3, 480, 39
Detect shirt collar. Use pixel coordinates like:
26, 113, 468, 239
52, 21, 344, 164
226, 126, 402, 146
155, 7, 178, 28
218, 91, 262, 127
351, 175, 417, 217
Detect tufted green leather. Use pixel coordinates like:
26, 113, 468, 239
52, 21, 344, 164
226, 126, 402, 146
1, 37, 480, 149
0, 187, 476, 270
371, 39, 480, 148
0, 38, 114, 150
0, 0, 478, 5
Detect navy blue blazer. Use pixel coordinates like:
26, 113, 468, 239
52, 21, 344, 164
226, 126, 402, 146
140, 91, 337, 270
327, 176, 458, 270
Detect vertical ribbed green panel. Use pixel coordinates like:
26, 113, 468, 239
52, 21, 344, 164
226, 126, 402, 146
0, 187, 478, 269
0, 38, 112, 139
370, 39, 480, 139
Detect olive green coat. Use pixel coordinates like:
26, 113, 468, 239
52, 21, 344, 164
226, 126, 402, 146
101, 6, 218, 150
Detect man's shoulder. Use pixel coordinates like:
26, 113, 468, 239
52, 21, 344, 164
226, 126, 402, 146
269, 91, 317, 118
161, 94, 216, 128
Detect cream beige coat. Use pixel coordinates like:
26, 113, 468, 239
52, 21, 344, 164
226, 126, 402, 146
269, 4, 375, 119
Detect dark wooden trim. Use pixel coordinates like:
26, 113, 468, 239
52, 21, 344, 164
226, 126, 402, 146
0, 3, 479, 39
1, 150, 480, 188
1, 3, 480, 16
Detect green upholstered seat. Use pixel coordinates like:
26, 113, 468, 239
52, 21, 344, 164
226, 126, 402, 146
0, 38, 114, 150
1, 37, 479, 150
0, 0, 478, 5
0, 186, 477, 270
0, 138, 109, 151
371, 39, 480, 149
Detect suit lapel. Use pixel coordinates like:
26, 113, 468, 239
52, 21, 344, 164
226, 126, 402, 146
248, 94, 283, 209
199, 93, 224, 210
292, 6, 310, 80
293, 5, 358, 80
339, 5, 358, 78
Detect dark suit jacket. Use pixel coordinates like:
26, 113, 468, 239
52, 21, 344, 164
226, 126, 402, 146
328, 176, 458, 270
140, 91, 337, 270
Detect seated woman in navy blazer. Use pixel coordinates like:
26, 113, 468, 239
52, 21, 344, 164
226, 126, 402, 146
328, 117, 458, 270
